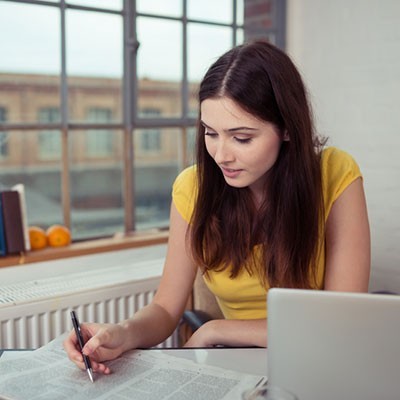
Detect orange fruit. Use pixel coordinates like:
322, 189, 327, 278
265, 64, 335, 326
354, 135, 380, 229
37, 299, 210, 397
46, 224, 72, 247
29, 226, 48, 250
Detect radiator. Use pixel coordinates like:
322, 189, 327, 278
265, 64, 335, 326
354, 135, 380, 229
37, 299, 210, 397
0, 257, 178, 349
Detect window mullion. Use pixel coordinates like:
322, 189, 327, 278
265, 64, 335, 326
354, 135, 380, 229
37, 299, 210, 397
122, 0, 137, 232
180, 0, 188, 169
60, 0, 71, 229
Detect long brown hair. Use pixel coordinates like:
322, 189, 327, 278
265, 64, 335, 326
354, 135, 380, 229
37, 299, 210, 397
189, 40, 325, 289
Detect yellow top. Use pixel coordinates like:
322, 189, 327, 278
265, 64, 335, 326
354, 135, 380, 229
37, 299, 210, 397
172, 147, 362, 319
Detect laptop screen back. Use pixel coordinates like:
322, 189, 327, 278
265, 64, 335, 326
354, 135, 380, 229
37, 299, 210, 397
267, 288, 400, 400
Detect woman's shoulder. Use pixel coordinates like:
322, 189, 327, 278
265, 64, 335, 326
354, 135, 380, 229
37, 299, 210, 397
172, 165, 197, 223
321, 146, 361, 176
322, 146, 357, 164
321, 146, 362, 212
173, 165, 197, 191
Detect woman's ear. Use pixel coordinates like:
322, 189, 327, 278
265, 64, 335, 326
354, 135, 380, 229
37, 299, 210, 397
283, 130, 290, 141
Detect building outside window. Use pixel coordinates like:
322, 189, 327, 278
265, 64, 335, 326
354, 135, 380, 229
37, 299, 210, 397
38, 107, 61, 160
86, 108, 114, 158
139, 108, 161, 153
0, 107, 8, 159
0, 0, 283, 240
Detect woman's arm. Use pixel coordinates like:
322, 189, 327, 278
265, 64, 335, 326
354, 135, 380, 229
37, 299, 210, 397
184, 318, 267, 348
324, 177, 371, 291
183, 178, 371, 348
64, 202, 198, 372
120, 202, 198, 349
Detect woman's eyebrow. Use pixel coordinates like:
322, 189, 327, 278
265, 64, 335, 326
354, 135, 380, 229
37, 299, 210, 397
200, 120, 258, 132
200, 120, 211, 129
226, 126, 258, 132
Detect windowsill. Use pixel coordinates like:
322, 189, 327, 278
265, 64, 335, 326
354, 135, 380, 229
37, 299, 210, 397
0, 229, 169, 269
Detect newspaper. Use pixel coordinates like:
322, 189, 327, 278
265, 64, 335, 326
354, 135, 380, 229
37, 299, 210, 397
0, 336, 265, 400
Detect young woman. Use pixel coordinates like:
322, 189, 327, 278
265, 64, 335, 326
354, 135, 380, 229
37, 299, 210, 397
64, 40, 370, 374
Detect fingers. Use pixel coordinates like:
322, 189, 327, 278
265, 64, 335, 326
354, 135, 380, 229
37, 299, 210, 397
82, 335, 101, 356
64, 328, 112, 375
64, 322, 125, 376
82, 327, 110, 356
91, 360, 111, 375
63, 330, 84, 365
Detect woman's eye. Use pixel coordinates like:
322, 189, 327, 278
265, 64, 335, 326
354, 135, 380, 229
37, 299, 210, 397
204, 129, 217, 137
235, 137, 252, 144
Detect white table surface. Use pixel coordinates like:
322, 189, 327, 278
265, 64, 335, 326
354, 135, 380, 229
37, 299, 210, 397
161, 348, 268, 376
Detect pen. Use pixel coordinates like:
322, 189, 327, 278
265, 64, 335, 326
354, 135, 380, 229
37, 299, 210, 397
70, 310, 94, 383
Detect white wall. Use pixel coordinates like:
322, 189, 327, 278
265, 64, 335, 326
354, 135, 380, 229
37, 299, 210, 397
286, 0, 400, 292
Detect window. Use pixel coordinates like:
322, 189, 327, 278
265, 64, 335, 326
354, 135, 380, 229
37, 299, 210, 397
86, 108, 113, 157
38, 107, 60, 124
0, 107, 8, 158
38, 107, 61, 160
139, 108, 161, 153
0, 0, 279, 240
141, 131, 161, 152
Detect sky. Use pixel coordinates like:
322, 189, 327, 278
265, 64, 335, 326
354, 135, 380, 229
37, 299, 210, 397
0, 0, 243, 81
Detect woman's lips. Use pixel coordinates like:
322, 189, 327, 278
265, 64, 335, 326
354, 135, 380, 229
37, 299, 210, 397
220, 167, 243, 178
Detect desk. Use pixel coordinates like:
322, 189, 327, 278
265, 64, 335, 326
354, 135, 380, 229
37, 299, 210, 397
0, 347, 267, 376
166, 347, 266, 375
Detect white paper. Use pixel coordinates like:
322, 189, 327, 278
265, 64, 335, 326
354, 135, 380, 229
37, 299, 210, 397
0, 336, 264, 400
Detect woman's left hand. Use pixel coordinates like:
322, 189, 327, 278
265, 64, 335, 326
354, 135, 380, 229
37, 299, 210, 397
184, 320, 220, 347
183, 318, 267, 348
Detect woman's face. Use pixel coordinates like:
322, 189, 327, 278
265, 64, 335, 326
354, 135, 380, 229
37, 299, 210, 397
201, 96, 283, 201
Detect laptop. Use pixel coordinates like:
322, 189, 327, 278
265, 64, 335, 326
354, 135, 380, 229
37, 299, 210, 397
267, 288, 400, 400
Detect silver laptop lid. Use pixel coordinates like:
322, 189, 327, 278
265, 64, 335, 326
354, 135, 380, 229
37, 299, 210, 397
267, 288, 400, 400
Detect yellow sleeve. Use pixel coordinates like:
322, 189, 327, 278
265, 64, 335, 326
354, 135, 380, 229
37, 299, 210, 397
322, 147, 362, 217
172, 165, 197, 223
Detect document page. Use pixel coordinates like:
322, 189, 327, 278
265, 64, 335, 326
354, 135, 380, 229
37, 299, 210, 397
0, 336, 265, 400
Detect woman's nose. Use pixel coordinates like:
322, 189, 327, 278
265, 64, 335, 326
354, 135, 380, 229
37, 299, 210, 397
214, 140, 234, 164
214, 140, 235, 164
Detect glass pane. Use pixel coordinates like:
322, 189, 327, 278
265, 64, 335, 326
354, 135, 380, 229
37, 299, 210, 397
185, 127, 196, 167
188, 83, 200, 119
67, 0, 123, 11
188, 24, 233, 82
137, 17, 182, 117
0, 2, 60, 123
0, 130, 63, 229
0, 107, 9, 160
133, 128, 181, 230
137, 0, 181, 18
237, 28, 244, 45
70, 129, 124, 240
38, 130, 61, 160
66, 10, 122, 122
237, 0, 244, 25
86, 108, 114, 157
188, 0, 232, 24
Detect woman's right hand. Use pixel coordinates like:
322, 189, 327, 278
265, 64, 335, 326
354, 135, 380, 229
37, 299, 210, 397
63, 322, 129, 375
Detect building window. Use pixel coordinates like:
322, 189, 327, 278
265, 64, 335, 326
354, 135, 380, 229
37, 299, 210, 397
86, 108, 113, 158
38, 107, 61, 160
139, 108, 161, 153
141, 131, 161, 152
0, 107, 8, 158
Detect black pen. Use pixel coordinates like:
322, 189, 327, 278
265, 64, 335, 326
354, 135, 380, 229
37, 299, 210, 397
70, 310, 94, 383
